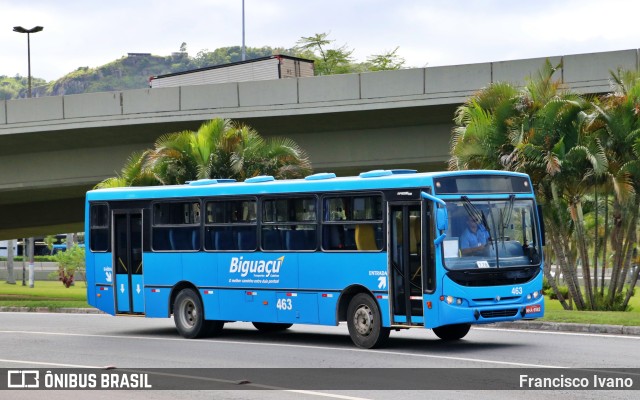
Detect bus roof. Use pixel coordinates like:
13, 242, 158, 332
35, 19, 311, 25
86, 169, 531, 202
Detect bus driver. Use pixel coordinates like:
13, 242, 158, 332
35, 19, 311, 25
460, 216, 489, 256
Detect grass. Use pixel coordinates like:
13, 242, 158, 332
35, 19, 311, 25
541, 294, 640, 326
0, 280, 90, 309
2, 280, 640, 326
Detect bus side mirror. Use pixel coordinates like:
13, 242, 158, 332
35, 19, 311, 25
436, 207, 448, 232
421, 191, 448, 246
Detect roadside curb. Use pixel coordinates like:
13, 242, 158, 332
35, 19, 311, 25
492, 320, 640, 336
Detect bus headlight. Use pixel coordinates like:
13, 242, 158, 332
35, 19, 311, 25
532, 291, 540, 299
446, 296, 454, 304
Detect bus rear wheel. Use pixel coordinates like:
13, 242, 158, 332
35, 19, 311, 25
252, 322, 293, 332
174, 288, 224, 338
432, 323, 471, 341
347, 293, 390, 349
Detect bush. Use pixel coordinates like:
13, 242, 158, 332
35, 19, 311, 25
542, 277, 551, 293
548, 285, 569, 300
54, 245, 85, 288
592, 291, 630, 312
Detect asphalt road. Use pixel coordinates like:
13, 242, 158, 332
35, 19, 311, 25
1, 312, 639, 399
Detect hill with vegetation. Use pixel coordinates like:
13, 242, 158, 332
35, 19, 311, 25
1, 34, 405, 100
1, 45, 290, 99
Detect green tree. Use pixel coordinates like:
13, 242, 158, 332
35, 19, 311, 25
588, 68, 640, 308
95, 150, 159, 189
294, 33, 355, 75
96, 118, 312, 188
451, 60, 612, 310
364, 47, 406, 71
54, 244, 85, 288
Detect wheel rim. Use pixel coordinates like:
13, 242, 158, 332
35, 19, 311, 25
353, 304, 373, 336
180, 299, 197, 328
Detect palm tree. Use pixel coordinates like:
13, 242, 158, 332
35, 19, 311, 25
95, 150, 159, 188
95, 118, 313, 188
450, 82, 520, 171
450, 60, 609, 310
587, 69, 640, 308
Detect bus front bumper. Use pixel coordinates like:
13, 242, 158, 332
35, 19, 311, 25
437, 295, 545, 326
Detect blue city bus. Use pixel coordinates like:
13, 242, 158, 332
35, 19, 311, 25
85, 169, 544, 348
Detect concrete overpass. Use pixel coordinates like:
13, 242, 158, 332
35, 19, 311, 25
1, 49, 638, 240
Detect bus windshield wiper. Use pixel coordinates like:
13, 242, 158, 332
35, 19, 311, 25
499, 195, 515, 241
461, 196, 493, 248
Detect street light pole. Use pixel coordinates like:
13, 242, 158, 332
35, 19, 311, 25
13, 26, 43, 288
13, 25, 44, 98
241, 0, 246, 61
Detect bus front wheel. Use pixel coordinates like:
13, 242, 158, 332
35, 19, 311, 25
432, 323, 471, 341
347, 293, 390, 349
174, 288, 224, 338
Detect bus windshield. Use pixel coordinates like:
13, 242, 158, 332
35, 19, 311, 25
443, 198, 541, 270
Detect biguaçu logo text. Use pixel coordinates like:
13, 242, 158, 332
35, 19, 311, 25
229, 256, 284, 278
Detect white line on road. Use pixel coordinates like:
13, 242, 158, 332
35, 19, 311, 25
0, 329, 562, 368
0, 358, 103, 368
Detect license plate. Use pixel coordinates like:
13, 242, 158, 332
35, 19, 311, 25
526, 305, 541, 314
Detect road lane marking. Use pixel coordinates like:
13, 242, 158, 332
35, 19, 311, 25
0, 358, 103, 368
1, 322, 639, 371
0, 329, 564, 368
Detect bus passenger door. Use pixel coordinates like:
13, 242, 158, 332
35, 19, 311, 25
114, 211, 144, 314
389, 203, 423, 325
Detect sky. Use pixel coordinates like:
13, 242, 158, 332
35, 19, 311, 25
2, 0, 640, 82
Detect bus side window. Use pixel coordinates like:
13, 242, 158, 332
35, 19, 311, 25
204, 199, 257, 251
322, 194, 382, 251
262, 197, 317, 251
152, 201, 200, 251
90, 203, 109, 252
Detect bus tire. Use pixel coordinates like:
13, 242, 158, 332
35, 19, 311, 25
347, 293, 390, 349
252, 322, 293, 332
432, 323, 471, 341
174, 288, 222, 339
